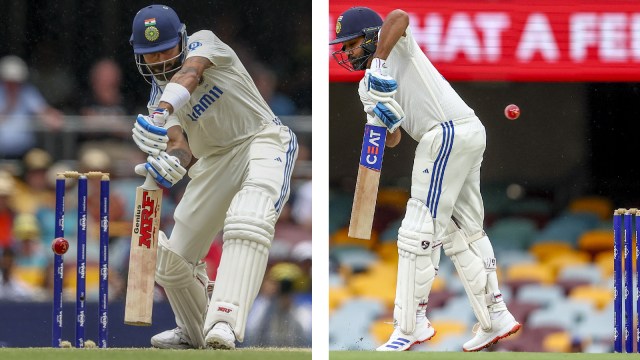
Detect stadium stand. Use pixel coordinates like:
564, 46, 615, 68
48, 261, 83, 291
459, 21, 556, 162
328, 184, 617, 352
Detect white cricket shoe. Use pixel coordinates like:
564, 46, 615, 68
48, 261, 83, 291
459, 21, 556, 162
205, 322, 236, 350
150, 327, 194, 349
376, 320, 436, 351
462, 310, 521, 352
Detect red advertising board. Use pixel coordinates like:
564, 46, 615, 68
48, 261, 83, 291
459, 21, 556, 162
329, 0, 640, 82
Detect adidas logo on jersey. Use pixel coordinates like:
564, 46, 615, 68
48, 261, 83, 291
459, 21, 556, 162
274, 157, 282, 162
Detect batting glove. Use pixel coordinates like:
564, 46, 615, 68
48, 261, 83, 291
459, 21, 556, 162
368, 98, 405, 133
132, 115, 169, 156
149, 108, 170, 126
365, 58, 398, 102
135, 151, 187, 188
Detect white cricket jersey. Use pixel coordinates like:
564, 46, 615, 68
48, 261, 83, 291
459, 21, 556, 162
358, 26, 476, 142
148, 30, 276, 158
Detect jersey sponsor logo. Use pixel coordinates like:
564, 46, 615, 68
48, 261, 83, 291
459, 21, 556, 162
359, 124, 386, 171
187, 86, 224, 121
188, 41, 202, 51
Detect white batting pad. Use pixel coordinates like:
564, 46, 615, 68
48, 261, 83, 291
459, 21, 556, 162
470, 234, 507, 313
155, 233, 209, 348
442, 221, 491, 330
204, 187, 276, 342
394, 198, 436, 334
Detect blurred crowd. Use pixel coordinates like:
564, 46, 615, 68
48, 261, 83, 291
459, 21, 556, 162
0, 0, 312, 347
0, 51, 312, 347
329, 182, 617, 352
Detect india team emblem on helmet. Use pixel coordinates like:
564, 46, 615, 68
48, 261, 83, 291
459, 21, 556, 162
329, 7, 383, 71
145, 26, 160, 41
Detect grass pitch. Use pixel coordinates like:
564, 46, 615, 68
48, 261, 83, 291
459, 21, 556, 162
330, 352, 635, 360
0, 348, 311, 360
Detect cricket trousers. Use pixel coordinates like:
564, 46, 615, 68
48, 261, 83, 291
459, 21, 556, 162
411, 116, 486, 240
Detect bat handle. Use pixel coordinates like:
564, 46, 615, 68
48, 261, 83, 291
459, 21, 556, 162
142, 172, 160, 190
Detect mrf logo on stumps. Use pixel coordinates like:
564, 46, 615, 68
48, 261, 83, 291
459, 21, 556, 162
133, 191, 159, 248
360, 124, 387, 171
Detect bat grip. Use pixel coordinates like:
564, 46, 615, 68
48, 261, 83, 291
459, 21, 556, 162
142, 172, 160, 190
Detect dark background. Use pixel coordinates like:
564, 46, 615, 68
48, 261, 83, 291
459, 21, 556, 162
0, 0, 312, 115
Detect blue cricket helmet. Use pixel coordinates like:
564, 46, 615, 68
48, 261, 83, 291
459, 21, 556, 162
130, 4, 185, 54
130, 4, 188, 84
330, 7, 383, 71
330, 7, 383, 45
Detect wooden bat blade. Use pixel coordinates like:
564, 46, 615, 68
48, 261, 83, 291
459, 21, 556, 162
348, 124, 387, 240
348, 165, 381, 239
124, 174, 162, 326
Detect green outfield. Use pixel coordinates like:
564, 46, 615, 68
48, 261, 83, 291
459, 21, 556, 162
330, 352, 635, 360
0, 348, 311, 360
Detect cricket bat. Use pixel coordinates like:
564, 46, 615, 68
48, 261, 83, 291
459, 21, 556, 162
348, 124, 387, 239
124, 173, 163, 326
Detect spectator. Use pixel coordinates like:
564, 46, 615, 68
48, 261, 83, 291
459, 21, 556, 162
12, 213, 47, 270
244, 262, 310, 347
250, 62, 297, 116
78, 147, 130, 302
0, 55, 63, 159
0, 247, 37, 301
80, 58, 128, 116
290, 240, 312, 340
291, 180, 312, 229
35, 161, 78, 255
290, 140, 312, 229
12, 148, 54, 214
79, 58, 130, 143
0, 171, 16, 249
77, 147, 128, 262
290, 240, 312, 293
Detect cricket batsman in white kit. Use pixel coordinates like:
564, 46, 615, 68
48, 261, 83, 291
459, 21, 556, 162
330, 7, 521, 352
129, 5, 298, 349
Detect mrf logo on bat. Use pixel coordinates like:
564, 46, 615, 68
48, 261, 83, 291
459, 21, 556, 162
359, 124, 387, 171
133, 191, 159, 248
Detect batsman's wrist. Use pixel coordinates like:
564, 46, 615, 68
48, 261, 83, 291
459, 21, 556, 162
159, 83, 191, 112
370, 58, 387, 72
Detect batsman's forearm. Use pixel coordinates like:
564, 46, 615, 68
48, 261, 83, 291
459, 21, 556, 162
386, 129, 401, 148
157, 57, 211, 114
166, 126, 192, 166
168, 147, 192, 168
171, 57, 212, 93
373, 9, 409, 60
186, 155, 198, 170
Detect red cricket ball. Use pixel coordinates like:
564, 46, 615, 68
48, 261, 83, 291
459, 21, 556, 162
51, 237, 69, 255
504, 104, 521, 120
